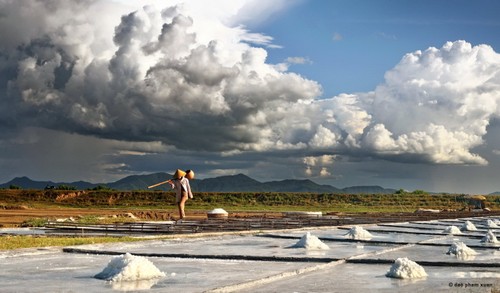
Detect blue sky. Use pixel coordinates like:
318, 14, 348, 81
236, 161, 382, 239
1, 0, 500, 194
255, 0, 500, 97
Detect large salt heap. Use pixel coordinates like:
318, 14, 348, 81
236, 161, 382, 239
485, 219, 498, 228
344, 226, 373, 240
443, 226, 462, 235
95, 253, 166, 282
460, 220, 477, 231
446, 242, 477, 260
480, 230, 498, 243
290, 232, 329, 250
386, 257, 427, 279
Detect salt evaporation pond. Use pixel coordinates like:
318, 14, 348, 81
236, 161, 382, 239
385, 257, 427, 279
344, 226, 373, 240
0, 227, 46, 235
1, 216, 499, 292
289, 232, 329, 250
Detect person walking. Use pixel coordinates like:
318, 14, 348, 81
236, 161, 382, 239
167, 169, 194, 220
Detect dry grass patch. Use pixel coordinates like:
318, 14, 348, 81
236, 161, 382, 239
0, 235, 146, 250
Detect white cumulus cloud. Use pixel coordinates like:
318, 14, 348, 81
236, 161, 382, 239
282, 40, 500, 165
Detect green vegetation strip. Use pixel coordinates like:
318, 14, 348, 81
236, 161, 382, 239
2, 189, 499, 211
0, 235, 147, 250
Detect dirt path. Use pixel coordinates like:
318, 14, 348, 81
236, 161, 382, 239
0, 207, 276, 227
0, 208, 136, 227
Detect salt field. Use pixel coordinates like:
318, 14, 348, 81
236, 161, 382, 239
0, 216, 499, 292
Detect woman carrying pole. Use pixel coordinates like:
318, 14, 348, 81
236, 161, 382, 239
167, 169, 194, 220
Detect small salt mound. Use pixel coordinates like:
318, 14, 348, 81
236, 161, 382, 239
94, 253, 166, 282
386, 257, 427, 279
446, 242, 477, 259
209, 208, 228, 214
443, 226, 462, 234
480, 230, 498, 243
344, 226, 373, 240
207, 208, 228, 219
460, 220, 477, 231
290, 232, 329, 250
485, 219, 499, 228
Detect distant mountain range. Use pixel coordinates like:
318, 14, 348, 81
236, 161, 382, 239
0, 173, 399, 194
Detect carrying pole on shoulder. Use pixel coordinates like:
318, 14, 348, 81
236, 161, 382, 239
147, 180, 172, 189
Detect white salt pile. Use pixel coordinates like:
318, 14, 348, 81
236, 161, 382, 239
446, 242, 477, 260
290, 232, 329, 250
344, 226, 373, 240
480, 230, 498, 243
94, 253, 166, 282
485, 219, 499, 228
443, 226, 462, 234
460, 220, 477, 231
209, 208, 228, 214
386, 257, 427, 279
207, 208, 229, 218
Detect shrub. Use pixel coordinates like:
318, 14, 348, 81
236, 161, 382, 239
21, 218, 48, 227
90, 185, 113, 191
56, 185, 77, 190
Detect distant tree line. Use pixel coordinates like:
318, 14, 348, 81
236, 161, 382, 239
4, 184, 114, 191
395, 189, 427, 195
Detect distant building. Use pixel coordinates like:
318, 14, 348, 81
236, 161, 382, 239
465, 195, 486, 210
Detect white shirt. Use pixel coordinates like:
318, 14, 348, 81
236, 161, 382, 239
169, 177, 193, 198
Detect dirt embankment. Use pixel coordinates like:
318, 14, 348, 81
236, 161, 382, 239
2, 206, 499, 228
1, 189, 499, 227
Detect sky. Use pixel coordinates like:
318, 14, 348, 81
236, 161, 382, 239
1, 0, 500, 194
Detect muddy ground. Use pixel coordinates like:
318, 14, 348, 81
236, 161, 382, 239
0, 207, 194, 227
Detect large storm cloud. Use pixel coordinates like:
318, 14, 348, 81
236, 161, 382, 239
1, 0, 500, 183
1, 0, 320, 151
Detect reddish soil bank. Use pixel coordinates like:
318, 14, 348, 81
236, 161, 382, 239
1, 206, 499, 228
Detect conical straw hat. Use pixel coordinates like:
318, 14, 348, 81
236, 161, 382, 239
185, 169, 195, 180
173, 169, 186, 179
